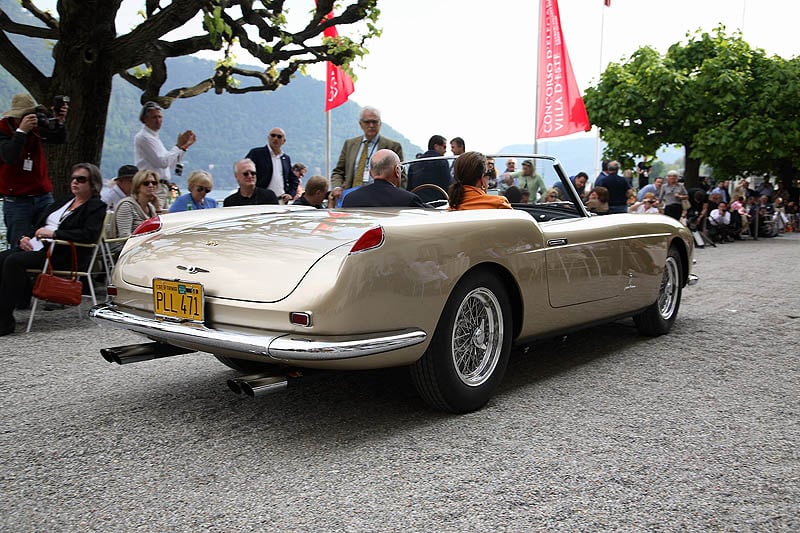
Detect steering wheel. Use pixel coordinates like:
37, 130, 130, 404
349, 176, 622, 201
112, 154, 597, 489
411, 183, 449, 205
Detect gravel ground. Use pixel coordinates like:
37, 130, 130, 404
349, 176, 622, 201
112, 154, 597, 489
1, 233, 798, 532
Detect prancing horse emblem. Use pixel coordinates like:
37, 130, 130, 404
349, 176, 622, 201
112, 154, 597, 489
177, 265, 210, 274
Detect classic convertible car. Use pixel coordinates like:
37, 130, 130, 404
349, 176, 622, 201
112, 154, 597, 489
91, 154, 697, 413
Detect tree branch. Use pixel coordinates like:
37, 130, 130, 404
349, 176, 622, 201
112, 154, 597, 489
0, 9, 58, 39
0, 27, 48, 97
111, 0, 207, 68
19, 0, 59, 30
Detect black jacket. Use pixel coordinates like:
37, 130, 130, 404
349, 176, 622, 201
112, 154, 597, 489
244, 146, 298, 197
406, 150, 451, 191
342, 179, 426, 208
35, 196, 107, 269
222, 187, 278, 207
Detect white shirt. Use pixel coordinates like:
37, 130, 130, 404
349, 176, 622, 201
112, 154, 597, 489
709, 209, 731, 226
268, 150, 285, 198
101, 184, 127, 210
354, 136, 379, 185
134, 125, 183, 181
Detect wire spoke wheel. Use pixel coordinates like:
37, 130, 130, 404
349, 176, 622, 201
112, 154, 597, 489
411, 269, 512, 413
451, 288, 503, 387
634, 246, 683, 336
658, 255, 680, 320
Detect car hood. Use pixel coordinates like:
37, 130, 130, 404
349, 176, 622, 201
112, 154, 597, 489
116, 208, 426, 302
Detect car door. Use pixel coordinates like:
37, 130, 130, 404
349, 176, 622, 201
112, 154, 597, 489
541, 216, 625, 308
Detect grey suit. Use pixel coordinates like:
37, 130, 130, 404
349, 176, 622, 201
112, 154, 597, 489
331, 135, 404, 189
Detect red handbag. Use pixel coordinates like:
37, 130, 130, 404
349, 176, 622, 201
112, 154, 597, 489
32, 242, 84, 306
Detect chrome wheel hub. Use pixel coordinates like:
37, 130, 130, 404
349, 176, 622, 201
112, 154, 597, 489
658, 256, 679, 320
451, 288, 503, 387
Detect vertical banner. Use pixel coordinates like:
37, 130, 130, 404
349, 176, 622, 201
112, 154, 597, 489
536, 0, 591, 139
321, 8, 355, 111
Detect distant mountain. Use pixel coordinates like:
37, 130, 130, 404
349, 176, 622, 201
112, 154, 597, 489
0, 0, 422, 190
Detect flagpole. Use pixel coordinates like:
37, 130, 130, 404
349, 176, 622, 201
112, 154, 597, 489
534, 0, 542, 155
594, 1, 607, 181
326, 110, 331, 178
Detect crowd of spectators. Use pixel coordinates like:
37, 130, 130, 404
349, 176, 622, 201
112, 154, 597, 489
494, 157, 798, 246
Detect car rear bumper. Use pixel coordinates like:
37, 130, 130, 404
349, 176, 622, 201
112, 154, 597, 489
89, 304, 427, 362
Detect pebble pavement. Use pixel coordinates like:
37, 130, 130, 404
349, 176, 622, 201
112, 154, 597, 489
1, 233, 798, 532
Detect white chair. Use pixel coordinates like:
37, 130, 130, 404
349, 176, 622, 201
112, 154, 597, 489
25, 215, 109, 332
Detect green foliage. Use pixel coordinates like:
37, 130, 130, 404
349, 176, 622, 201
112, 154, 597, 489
203, 6, 232, 50
585, 26, 800, 184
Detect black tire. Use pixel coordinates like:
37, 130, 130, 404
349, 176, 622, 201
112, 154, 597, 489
214, 355, 276, 374
411, 269, 512, 413
634, 246, 683, 336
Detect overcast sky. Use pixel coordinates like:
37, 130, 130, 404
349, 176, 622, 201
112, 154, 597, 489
34, 0, 800, 152
334, 0, 800, 152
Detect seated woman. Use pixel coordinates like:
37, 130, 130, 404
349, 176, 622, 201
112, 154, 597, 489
169, 170, 218, 212
585, 186, 609, 214
110, 169, 160, 238
448, 151, 512, 211
0, 163, 107, 336
538, 187, 561, 203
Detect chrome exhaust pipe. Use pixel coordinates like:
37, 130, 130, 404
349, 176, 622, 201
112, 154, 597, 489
100, 342, 195, 365
227, 373, 289, 397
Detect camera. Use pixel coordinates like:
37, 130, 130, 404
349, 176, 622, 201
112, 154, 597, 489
35, 106, 58, 131
54, 95, 69, 115
35, 96, 69, 131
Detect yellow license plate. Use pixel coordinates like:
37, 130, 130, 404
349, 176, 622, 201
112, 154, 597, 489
153, 279, 204, 322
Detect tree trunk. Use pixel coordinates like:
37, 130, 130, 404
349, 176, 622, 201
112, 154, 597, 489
46, 1, 117, 200
775, 158, 797, 191
683, 144, 701, 189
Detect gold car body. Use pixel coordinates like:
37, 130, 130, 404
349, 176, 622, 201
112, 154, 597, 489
92, 178, 694, 372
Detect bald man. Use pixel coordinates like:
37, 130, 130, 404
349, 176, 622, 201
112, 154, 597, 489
342, 149, 425, 208
244, 126, 297, 202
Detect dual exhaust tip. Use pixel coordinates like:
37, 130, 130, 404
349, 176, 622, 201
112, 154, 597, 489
227, 374, 288, 397
100, 342, 292, 398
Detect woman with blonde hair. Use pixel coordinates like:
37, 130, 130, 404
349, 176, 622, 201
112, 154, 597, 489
539, 187, 561, 203
109, 169, 160, 238
169, 170, 218, 212
448, 151, 511, 211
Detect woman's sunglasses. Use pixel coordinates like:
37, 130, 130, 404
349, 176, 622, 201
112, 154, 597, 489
195, 186, 212, 193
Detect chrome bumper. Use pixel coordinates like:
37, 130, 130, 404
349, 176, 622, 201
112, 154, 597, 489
89, 304, 427, 361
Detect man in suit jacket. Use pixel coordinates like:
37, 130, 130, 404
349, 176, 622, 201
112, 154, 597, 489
244, 127, 297, 202
342, 149, 425, 208
330, 106, 404, 203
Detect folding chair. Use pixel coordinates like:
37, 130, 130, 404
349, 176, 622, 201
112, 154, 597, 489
25, 214, 108, 332
99, 210, 130, 279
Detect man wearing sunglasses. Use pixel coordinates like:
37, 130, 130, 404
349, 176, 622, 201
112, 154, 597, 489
244, 127, 296, 204
223, 159, 279, 207
330, 106, 404, 204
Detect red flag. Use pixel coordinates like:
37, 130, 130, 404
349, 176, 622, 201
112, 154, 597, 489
604, 0, 611, 6
320, 8, 355, 111
536, 0, 591, 139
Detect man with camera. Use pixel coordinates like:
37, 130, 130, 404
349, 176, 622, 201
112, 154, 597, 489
0, 93, 68, 251
133, 101, 196, 210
